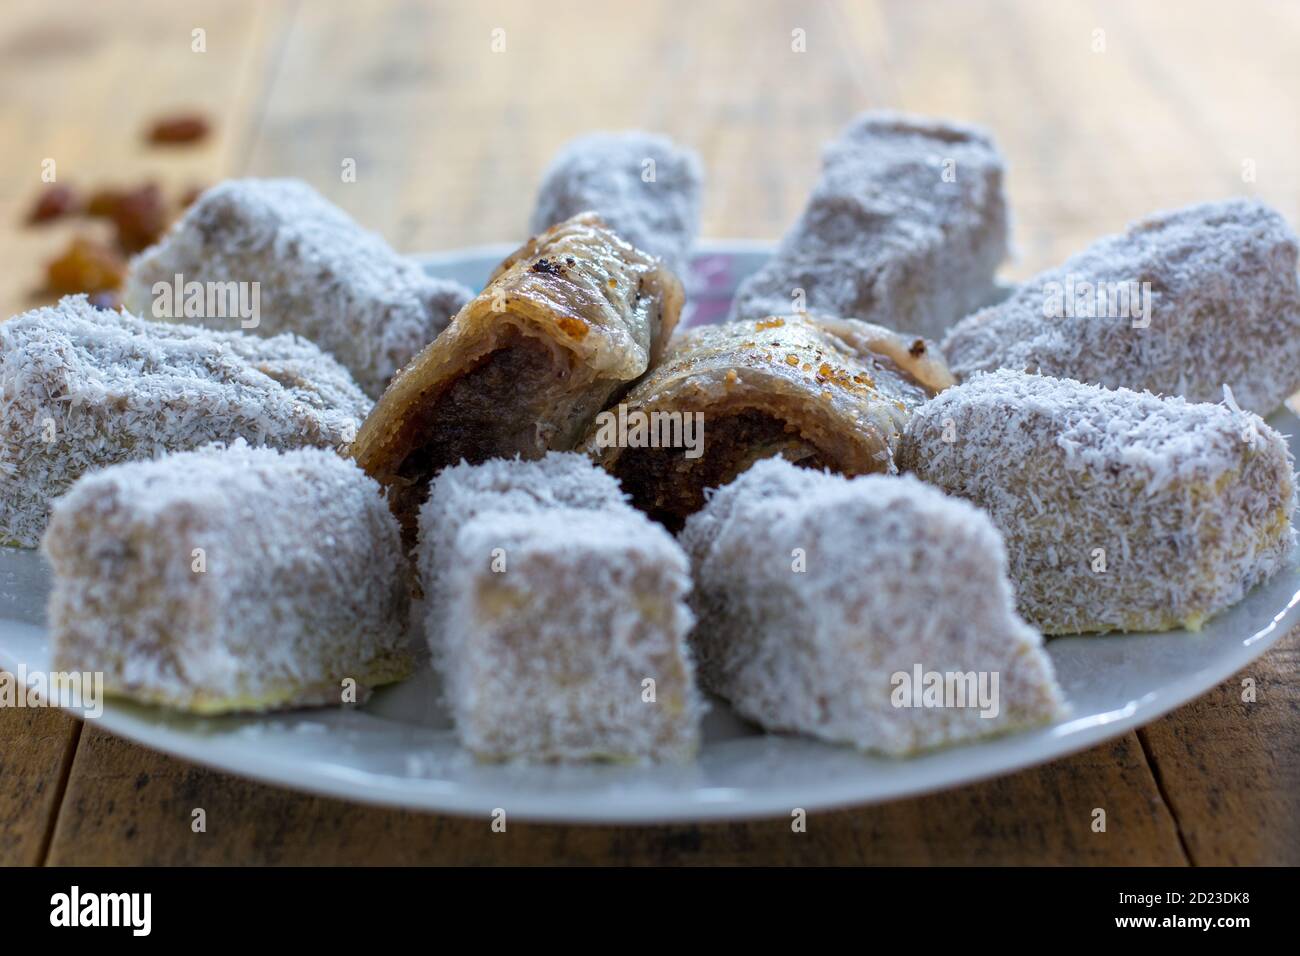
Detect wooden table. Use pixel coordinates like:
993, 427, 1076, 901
2, 0, 1297, 865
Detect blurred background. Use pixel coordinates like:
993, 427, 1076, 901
4, 0, 1298, 316
2, 0, 1297, 865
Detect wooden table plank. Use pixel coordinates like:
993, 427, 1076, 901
0, 0, 300, 321
46, 724, 1184, 865
1136, 628, 1300, 866
240, 0, 883, 249
0, 707, 80, 866
0, 0, 298, 862
6, 0, 1299, 865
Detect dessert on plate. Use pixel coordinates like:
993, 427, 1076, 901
125, 178, 473, 398
899, 369, 1297, 634
0, 295, 370, 548
352, 212, 683, 541
942, 199, 1300, 414
44, 440, 413, 713
582, 313, 953, 529
15, 118, 1300, 767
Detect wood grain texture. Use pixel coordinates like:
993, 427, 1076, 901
1137, 629, 1300, 866
855, 0, 1300, 273
4, 0, 1299, 865
0, 0, 297, 319
0, 707, 80, 865
47, 724, 1183, 865
0, 0, 296, 864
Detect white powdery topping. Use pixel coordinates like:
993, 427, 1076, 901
445, 508, 702, 762
0, 295, 372, 548
899, 369, 1298, 634
42, 440, 412, 712
942, 199, 1300, 414
529, 132, 704, 279
417, 451, 627, 610
681, 458, 1063, 755
728, 112, 1008, 340
125, 178, 473, 397
418, 453, 702, 762
678, 457, 846, 570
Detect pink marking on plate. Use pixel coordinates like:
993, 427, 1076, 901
682, 253, 736, 328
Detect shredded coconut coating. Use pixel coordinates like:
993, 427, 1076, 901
419, 453, 631, 670
941, 199, 1300, 414
125, 178, 473, 397
728, 112, 1008, 340
418, 454, 702, 762
0, 295, 371, 548
444, 509, 702, 762
417, 451, 627, 609
899, 369, 1298, 634
529, 131, 703, 279
680, 458, 1063, 755
43, 440, 413, 713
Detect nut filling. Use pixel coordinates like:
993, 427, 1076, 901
613, 410, 831, 530
388, 332, 611, 539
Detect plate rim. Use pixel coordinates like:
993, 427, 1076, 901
1, 240, 1295, 823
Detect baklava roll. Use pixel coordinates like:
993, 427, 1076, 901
352, 212, 684, 538
581, 313, 954, 529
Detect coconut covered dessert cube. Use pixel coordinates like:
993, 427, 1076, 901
125, 178, 473, 397
898, 369, 1297, 633
529, 131, 703, 279
0, 295, 370, 548
416, 452, 628, 631
440, 506, 703, 762
680, 458, 1064, 754
728, 112, 1008, 340
43, 440, 413, 713
942, 199, 1300, 414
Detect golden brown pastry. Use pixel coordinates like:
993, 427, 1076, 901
351, 213, 683, 538
581, 313, 953, 529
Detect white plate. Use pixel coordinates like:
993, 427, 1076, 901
1, 241, 1296, 823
